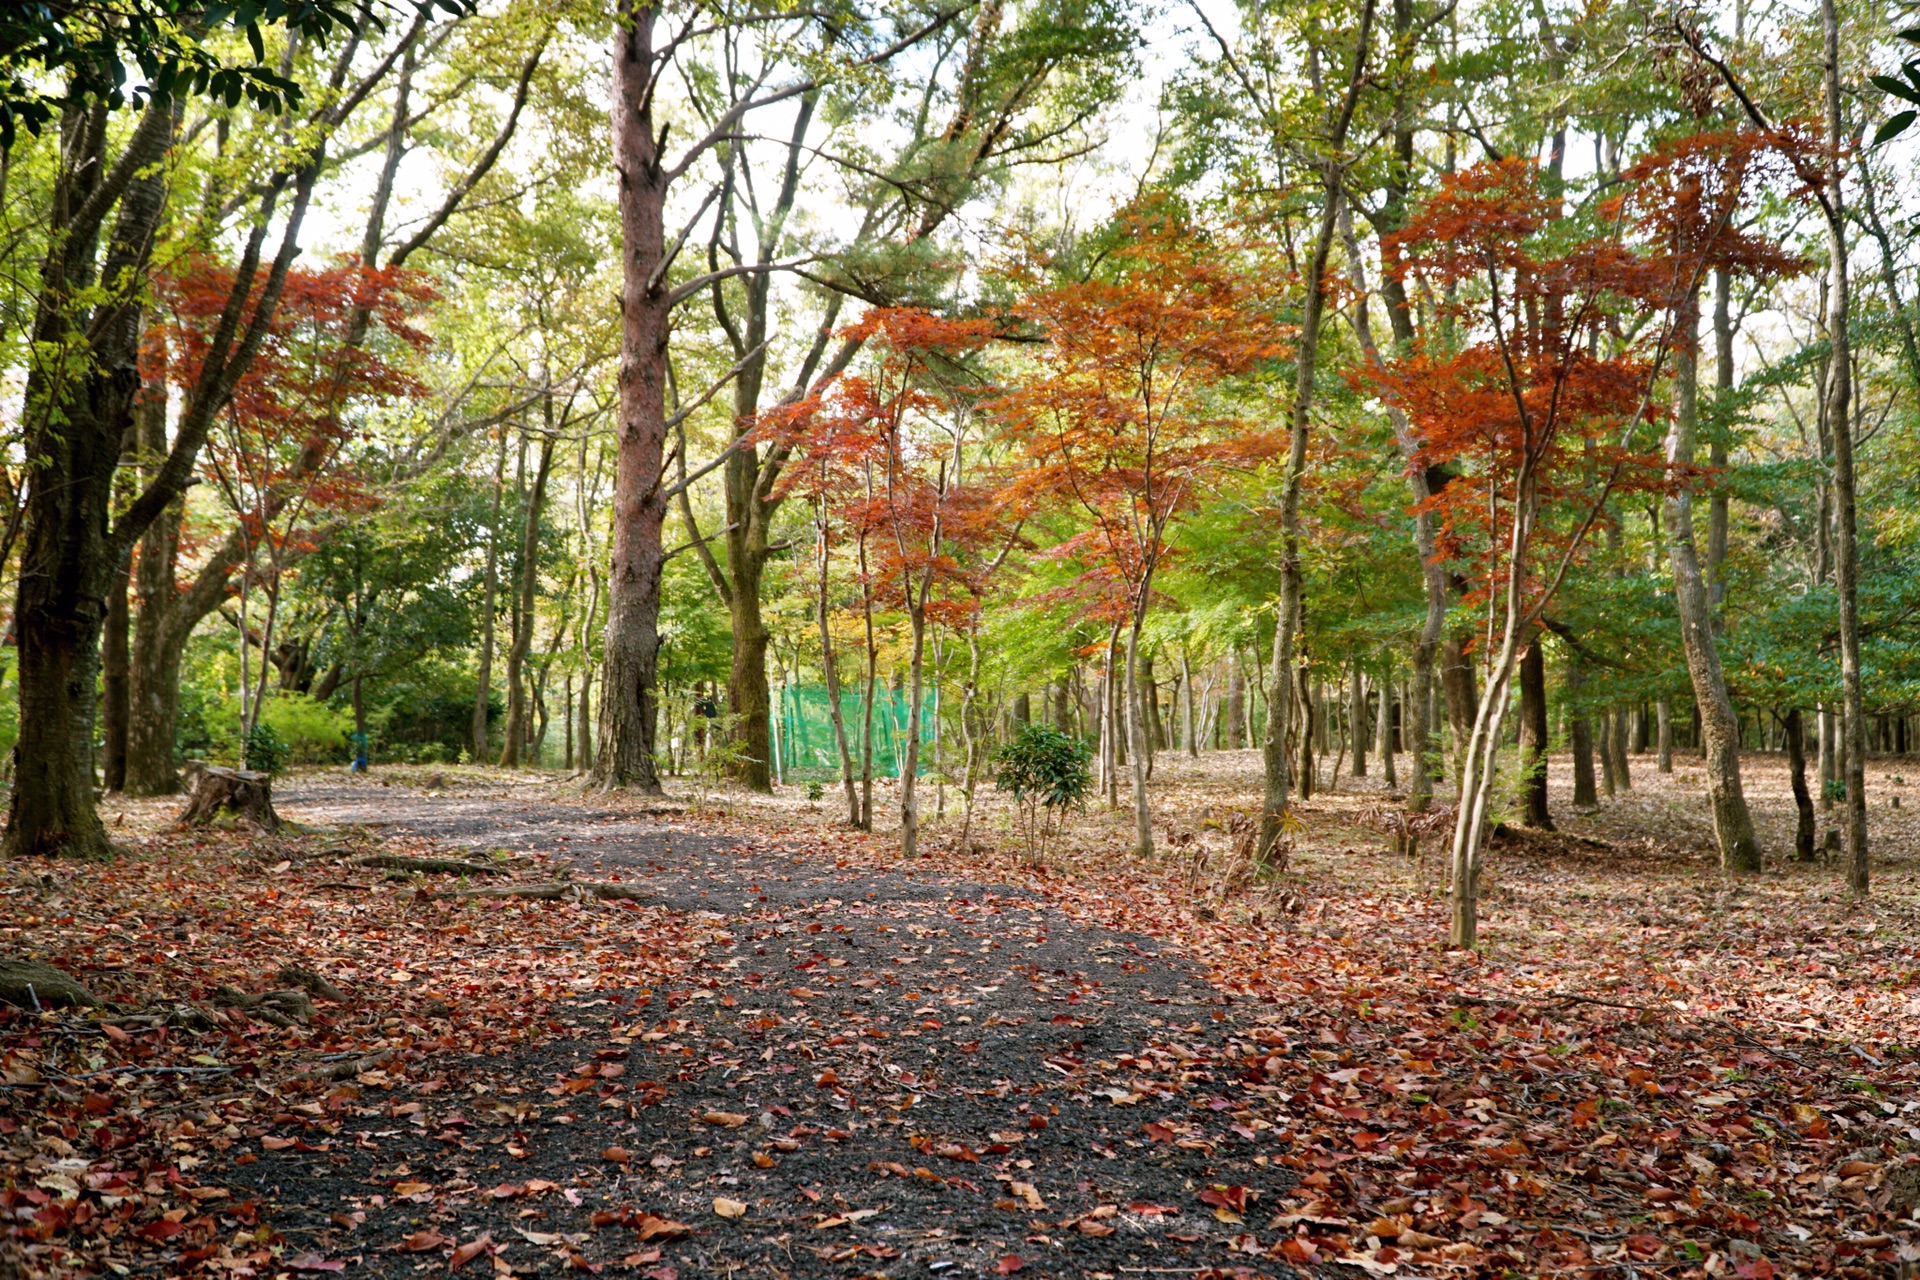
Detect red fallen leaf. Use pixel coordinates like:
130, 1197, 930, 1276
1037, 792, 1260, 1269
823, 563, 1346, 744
1199, 1185, 1250, 1212
814, 1069, 839, 1087
1625, 1234, 1665, 1257
139, 1218, 187, 1241
1027, 1115, 1046, 1130
1735, 1262, 1776, 1280
261, 1136, 296, 1150
931, 1142, 978, 1162
619, 1251, 661, 1266
643, 1268, 678, 1280
994, 1256, 1026, 1274
450, 1236, 493, 1270
399, 1230, 451, 1252
492, 1182, 527, 1198
1143, 1122, 1177, 1142
602, 1146, 633, 1164
1129, 1202, 1177, 1216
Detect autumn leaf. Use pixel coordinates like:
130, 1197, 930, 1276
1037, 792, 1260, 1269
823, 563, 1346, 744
449, 1236, 493, 1270
700, 1111, 749, 1128
993, 1255, 1026, 1275
712, 1197, 747, 1219
400, 1230, 452, 1252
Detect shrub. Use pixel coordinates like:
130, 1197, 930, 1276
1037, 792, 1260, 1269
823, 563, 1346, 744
993, 725, 1092, 864
261, 694, 352, 765
243, 721, 288, 775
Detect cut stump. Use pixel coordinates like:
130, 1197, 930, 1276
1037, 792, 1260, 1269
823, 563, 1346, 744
178, 766, 282, 832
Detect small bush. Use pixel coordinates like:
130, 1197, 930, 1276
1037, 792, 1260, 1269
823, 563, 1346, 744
994, 725, 1092, 863
243, 721, 288, 775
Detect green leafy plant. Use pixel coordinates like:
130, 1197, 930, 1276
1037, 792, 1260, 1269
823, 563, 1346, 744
993, 725, 1092, 864
242, 721, 288, 776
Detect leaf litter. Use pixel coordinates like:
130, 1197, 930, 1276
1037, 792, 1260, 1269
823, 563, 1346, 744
1, 755, 1916, 1278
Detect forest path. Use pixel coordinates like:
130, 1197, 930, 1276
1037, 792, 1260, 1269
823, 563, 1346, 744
257, 781, 1299, 1280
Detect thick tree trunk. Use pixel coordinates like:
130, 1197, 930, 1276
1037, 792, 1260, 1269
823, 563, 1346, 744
1609, 709, 1631, 791
1785, 707, 1817, 863
594, 2, 671, 796
4, 102, 176, 859
1667, 284, 1760, 873
727, 578, 773, 792
1517, 634, 1552, 829
126, 388, 184, 796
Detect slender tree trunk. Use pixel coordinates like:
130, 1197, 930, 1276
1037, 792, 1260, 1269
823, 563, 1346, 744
1709, 267, 1733, 611
1786, 707, 1817, 862
1349, 668, 1367, 777
501, 430, 555, 766
1656, 701, 1673, 773
1225, 652, 1244, 749
857, 526, 878, 830
1569, 655, 1598, 808
1822, 0, 1868, 893
1375, 663, 1396, 788
1667, 282, 1760, 872
101, 553, 132, 793
900, 591, 929, 858
1127, 597, 1153, 859
1296, 667, 1315, 799
473, 429, 507, 759
1609, 709, 1632, 791
1180, 649, 1198, 758
1517, 633, 1552, 828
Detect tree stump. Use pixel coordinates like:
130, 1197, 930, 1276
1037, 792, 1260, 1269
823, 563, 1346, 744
0, 958, 99, 1008
177, 766, 281, 832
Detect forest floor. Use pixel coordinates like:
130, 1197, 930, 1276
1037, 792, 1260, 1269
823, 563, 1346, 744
2, 750, 1917, 1280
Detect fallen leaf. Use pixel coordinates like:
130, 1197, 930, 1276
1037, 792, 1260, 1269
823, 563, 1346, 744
701, 1111, 749, 1128
400, 1230, 451, 1252
450, 1236, 493, 1270
712, 1197, 747, 1219
994, 1256, 1026, 1275
601, 1146, 632, 1164
631, 1215, 690, 1242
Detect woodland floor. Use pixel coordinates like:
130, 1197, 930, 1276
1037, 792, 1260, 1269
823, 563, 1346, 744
3, 749, 1918, 1280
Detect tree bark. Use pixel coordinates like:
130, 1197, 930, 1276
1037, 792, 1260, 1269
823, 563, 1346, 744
474, 427, 508, 758
1517, 633, 1552, 828
500, 429, 555, 766
593, 0, 673, 796
1666, 282, 1760, 873
1348, 669, 1367, 777
1656, 700, 1673, 773
1822, 0, 1868, 893
1785, 707, 1816, 862
1569, 654, 1598, 808
1374, 663, 1396, 788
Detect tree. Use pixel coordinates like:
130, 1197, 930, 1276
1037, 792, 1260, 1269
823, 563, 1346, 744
1380, 158, 1679, 947
999, 198, 1285, 859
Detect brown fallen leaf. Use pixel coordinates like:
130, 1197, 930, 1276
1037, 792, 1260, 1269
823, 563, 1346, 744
701, 1110, 749, 1128
601, 1146, 632, 1164
713, 1197, 747, 1218
1009, 1182, 1047, 1211
449, 1235, 492, 1270
398, 1230, 450, 1252
631, 1214, 691, 1242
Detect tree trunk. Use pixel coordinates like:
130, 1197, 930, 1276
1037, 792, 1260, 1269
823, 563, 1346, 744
4, 102, 177, 859
473, 428, 507, 758
1349, 669, 1367, 777
1127, 603, 1153, 859
178, 766, 280, 831
101, 552, 132, 793
1440, 631, 1477, 784
1375, 664, 1396, 788
1666, 282, 1760, 873
1656, 700, 1673, 773
900, 595, 928, 858
500, 430, 555, 767
1569, 656, 1598, 809
1517, 634, 1552, 828
1225, 652, 1244, 749
1786, 707, 1817, 862
1609, 709, 1631, 791
594, 1, 673, 796
1822, 0, 1868, 893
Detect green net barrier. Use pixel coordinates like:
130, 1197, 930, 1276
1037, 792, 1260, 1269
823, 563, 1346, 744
774, 684, 939, 778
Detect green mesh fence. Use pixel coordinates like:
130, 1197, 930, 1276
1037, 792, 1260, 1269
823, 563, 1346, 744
774, 684, 939, 778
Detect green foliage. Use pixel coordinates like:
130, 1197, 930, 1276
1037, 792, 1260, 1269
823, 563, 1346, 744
994, 725, 1092, 863
242, 720, 288, 776
259, 695, 351, 765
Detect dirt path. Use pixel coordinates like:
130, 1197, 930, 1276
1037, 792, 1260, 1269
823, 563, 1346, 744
254, 782, 1297, 1279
